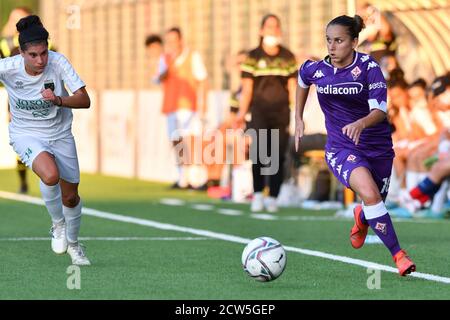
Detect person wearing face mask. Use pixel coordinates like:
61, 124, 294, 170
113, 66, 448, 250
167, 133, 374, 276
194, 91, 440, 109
235, 14, 297, 213
295, 15, 416, 276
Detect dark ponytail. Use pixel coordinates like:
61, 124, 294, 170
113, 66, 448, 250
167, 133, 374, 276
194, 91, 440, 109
327, 15, 366, 39
16, 15, 49, 51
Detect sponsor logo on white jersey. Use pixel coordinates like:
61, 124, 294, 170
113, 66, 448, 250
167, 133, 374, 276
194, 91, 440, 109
316, 82, 363, 95
367, 61, 379, 71
313, 70, 325, 79
15, 81, 24, 89
369, 82, 387, 90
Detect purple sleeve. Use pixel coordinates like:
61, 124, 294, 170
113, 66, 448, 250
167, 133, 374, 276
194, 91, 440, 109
298, 60, 315, 88
366, 60, 387, 113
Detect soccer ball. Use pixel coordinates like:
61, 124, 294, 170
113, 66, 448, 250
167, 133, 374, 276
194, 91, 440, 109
241, 237, 286, 282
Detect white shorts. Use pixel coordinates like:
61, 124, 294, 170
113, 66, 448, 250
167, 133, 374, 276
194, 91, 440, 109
10, 135, 80, 183
166, 110, 201, 141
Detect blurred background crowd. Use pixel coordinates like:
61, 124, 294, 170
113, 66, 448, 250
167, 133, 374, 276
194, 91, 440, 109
0, 0, 449, 218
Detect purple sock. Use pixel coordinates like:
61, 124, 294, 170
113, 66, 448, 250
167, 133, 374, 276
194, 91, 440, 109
366, 213, 401, 256
360, 209, 368, 225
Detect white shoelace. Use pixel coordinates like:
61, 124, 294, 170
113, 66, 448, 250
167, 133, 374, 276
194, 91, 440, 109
50, 223, 66, 239
70, 243, 87, 258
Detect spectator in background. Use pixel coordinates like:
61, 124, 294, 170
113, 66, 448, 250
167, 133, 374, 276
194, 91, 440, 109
144, 34, 164, 85
157, 27, 208, 189
379, 52, 401, 80
235, 14, 298, 213
1, 7, 32, 58
358, 3, 397, 63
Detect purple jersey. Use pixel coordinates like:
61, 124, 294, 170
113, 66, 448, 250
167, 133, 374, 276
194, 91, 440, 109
298, 52, 394, 159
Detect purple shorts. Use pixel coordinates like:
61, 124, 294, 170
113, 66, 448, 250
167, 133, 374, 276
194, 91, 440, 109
324, 147, 393, 199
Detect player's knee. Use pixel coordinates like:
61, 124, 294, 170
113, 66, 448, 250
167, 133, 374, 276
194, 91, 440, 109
41, 172, 59, 186
62, 193, 80, 208
358, 187, 382, 206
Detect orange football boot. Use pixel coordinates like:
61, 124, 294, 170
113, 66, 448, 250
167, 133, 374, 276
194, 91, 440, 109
350, 204, 368, 249
393, 250, 416, 276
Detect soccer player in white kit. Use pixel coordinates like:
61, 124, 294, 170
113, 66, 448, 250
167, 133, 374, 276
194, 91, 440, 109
0, 15, 91, 265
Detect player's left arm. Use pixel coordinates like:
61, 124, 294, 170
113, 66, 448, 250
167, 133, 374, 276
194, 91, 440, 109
41, 86, 90, 109
41, 53, 90, 109
342, 59, 387, 145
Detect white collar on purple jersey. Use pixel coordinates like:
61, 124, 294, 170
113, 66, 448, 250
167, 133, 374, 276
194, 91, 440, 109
323, 51, 359, 70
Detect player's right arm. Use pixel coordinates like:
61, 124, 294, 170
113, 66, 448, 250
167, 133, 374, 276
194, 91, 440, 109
295, 84, 310, 151
295, 60, 315, 151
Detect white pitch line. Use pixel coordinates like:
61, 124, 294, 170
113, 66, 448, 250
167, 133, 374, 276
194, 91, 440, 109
217, 208, 243, 216
0, 237, 210, 241
159, 198, 186, 206
1, 190, 449, 285
163, 199, 447, 224
250, 213, 279, 220
191, 204, 215, 211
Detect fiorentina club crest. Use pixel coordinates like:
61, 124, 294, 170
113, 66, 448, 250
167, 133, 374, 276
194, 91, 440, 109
351, 66, 361, 80
375, 222, 387, 235
346, 154, 357, 163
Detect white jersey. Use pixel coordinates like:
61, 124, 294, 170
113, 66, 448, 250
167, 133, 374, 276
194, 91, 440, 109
0, 50, 85, 140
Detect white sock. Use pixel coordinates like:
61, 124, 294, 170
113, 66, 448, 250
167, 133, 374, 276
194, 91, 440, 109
39, 180, 64, 224
63, 200, 82, 244
363, 201, 388, 219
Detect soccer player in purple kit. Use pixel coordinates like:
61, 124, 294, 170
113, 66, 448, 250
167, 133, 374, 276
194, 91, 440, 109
294, 15, 416, 276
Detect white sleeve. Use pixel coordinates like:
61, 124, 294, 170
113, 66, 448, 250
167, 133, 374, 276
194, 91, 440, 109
152, 55, 167, 84
0, 58, 9, 81
55, 53, 85, 93
191, 51, 207, 81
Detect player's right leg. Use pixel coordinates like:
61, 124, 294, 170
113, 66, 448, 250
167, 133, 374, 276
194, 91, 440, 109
10, 136, 67, 254
32, 152, 68, 254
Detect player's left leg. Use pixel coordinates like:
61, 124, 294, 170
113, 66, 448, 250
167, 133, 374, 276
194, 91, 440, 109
349, 167, 415, 276
59, 180, 89, 266
53, 137, 90, 266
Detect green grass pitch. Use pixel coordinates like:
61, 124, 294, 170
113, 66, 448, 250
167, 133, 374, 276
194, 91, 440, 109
0, 169, 449, 300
